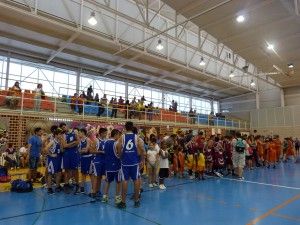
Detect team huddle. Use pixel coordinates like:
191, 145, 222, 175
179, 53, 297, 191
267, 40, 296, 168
39, 121, 144, 209
27, 122, 298, 210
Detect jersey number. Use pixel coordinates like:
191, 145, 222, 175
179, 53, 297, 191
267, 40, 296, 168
126, 140, 134, 150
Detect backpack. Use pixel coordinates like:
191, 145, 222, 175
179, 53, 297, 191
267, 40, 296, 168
0, 166, 11, 183
11, 179, 33, 193
235, 138, 245, 153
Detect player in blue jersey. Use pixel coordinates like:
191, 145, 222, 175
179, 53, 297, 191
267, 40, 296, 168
43, 125, 58, 188
101, 129, 122, 204
59, 123, 80, 194
44, 128, 63, 194
76, 128, 93, 194
116, 121, 145, 208
90, 127, 107, 199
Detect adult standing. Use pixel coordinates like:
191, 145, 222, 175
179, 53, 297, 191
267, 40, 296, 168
232, 132, 247, 180
28, 127, 43, 182
116, 121, 145, 208
34, 83, 45, 111
97, 94, 107, 117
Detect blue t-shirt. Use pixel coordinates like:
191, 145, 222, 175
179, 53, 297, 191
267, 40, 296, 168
121, 133, 139, 166
104, 139, 120, 171
49, 139, 62, 155
94, 139, 106, 162
28, 135, 42, 157
65, 131, 78, 152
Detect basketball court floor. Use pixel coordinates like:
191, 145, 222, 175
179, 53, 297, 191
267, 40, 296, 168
0, 162, 300, 225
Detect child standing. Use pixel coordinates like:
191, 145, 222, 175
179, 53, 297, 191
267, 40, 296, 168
102, 129, 122, 204
45, 128, 63, 194
146, 137, 159, 188
77, 128, 93, 194
177, 146, 185, 178
159, 142, 169, 190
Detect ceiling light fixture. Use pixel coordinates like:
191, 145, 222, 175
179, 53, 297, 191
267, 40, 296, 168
236, 15, 245, 23
267, 43, 274, 50
229, 71, 235, 78
199, 57, 206, 66
250, 80, 256, 87
88, 11, 97, 26
156, 39, 164, 51
288, 63, 294, 69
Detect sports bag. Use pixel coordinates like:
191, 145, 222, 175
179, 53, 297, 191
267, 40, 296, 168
0, 166, 11, 183
11, 179, 33, 193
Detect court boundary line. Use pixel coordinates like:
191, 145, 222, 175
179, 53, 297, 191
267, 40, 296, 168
271, 213, 300, 222
219, 177, 300, 190
246, 193, 300, 225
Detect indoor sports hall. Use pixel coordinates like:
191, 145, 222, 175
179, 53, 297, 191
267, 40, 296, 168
0, 0, 300, 225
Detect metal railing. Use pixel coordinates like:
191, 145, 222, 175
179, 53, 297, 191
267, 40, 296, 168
0, 93, 250, 129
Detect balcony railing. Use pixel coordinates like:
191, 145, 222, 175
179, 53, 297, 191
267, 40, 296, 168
0, 92, 249, 129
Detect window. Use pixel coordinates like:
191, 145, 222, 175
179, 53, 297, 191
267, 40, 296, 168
0, 56, 215, 111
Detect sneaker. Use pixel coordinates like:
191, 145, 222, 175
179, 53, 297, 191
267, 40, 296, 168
115, 195, 122, 204
101, 195, 108, 203
149, 184, 153, 188
152, 183, 158, 187
273, 165, 276, 169
238, 177, 245, 180
73, 185, 80, 195
47, 188, 54, 195
201, 177, 206, 180
64, 184, 71, 194
159, 184, 166, 190
80, 187, 85, 193
189, 175, 194, 180
55, 186, 63, 192
134, 200, 140, 208
117, 202, 126, 209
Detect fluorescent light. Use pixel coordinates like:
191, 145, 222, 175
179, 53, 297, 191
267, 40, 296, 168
199, 57, 206, 66
236, 15, 245, 23
267, 44, 274, 50
229, 71, 235, 78
288, 63, 294, 69
88, 12, 97, 26
250, 80, 255, 87
156, 39, 164, 51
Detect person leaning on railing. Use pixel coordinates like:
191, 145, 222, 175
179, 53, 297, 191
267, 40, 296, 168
5, 81, 22, 109
77, 94, 85, 115
70, 93, 78, 113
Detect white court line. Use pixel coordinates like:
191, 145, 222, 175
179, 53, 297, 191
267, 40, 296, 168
220, 177, 300, 190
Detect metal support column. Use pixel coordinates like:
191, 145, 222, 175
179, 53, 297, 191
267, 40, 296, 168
125, 82, 128, 100
5, 56, 10, 90
280, 88, 285, 107
256, 92, 260, 109
76, 68, 81, 93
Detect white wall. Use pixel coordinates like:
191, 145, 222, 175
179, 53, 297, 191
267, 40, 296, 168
220, 81, 281, 114
220, 93, 256, 113
284, 86, 300, 106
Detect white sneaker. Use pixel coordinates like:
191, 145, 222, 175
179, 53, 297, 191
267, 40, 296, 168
159, 184, 166, 190
152, 183, 158, 187
238, 177, 245, 180
115, 195, 122, 204
149, 184, 153, 188
189, 175, 194, 180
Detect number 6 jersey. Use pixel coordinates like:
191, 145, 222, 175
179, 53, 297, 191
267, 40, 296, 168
121, 133, 139, 166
